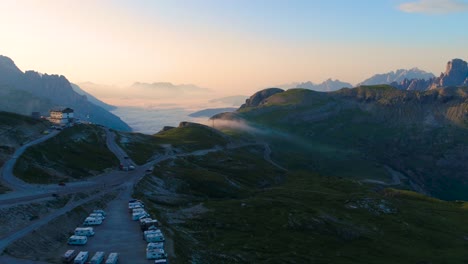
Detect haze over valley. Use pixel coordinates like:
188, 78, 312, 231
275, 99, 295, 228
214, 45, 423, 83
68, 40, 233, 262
0, 1, 467, 263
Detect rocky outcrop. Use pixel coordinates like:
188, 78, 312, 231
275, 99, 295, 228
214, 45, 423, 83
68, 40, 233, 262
430, 59, 468, 89
390, 78, 433, 91
240, 88, 284, 108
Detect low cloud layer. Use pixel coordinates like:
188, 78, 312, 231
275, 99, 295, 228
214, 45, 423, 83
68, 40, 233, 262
399, 0, 468, 14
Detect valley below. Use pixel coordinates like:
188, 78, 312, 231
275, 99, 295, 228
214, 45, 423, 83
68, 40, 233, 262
0, 84, 467, 264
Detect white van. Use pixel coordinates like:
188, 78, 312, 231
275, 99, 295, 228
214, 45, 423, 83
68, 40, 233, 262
147, 242, 164, 251
146, 248, 167, 260
154, 259, 167, 264
73, 251, 89, 264
90, 251, 105, 264
105, 252, 119, 264
74, 227, 95, 237
93, 209, 107, 216
68, 235, 87, 245
83, 217, 103, 226
90, 213, 105, 220
146, 233, 165, 243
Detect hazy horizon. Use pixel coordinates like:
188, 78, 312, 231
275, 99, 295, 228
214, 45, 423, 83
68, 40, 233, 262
1, 0, 468, 96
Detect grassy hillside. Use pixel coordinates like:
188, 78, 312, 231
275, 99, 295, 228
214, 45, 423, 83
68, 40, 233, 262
226, 86, 468, 200
117, 122, 230, 165
14, 124, 118, 183
134, 146, 468, 263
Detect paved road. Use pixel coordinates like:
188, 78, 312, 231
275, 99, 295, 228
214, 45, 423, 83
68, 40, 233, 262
0, 127, 275, 262
0, 130, 60, 191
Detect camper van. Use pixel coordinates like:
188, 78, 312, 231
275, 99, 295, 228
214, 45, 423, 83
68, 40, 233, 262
61, 249, 78, 263
146, 248, 167, 260
133, 211, 149, 221
89, 251, 105, 264
73, 251, 89, 264
128, 202, 144, 211
141, 219, 159, 231
154, 259, 167, 264
144, 229, 162, 239
90, 213, 105, 220
147, 242, 164, 251
146, 233, 165, 243
83, 217, 103, 226
105, 252, 119, 264
93, 209, 107, 216
74, 227, 95, 237
132, 208, 146, 214
67, 235, 87, 245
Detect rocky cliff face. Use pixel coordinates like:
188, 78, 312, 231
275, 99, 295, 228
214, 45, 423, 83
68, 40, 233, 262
240, 88, 284, 108
388, 59, 468, 91
431, 59, 468, 89
0, 55, 131, 131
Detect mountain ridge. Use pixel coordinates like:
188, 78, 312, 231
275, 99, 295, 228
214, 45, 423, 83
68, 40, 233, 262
0, 55, 130, 131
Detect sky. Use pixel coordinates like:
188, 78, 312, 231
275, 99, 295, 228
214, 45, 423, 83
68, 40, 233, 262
0, 0, 467, 96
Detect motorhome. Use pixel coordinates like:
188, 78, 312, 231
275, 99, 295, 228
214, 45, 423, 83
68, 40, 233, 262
154, 259, 168, 264
133, 211, 149, 221
74, 227, 95, 237
105, 252, 119, 264
141, 219, 159, 231
83, 217, 103, 226
89, 251, 105, 264
61, 249, 78, 263
67, 235, 87, 245
93, 209, 107, 217
144, 230, 162, 241
132, 208, 146, 214
146, 248, 167, 260
73, 251, 89, 264
128, 202, 144, 209
146, 233, 165, 243
147, 242, 164, 251
90, 213, 105, 220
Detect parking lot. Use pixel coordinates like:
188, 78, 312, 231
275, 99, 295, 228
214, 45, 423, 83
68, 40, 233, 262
66, 185, 152, 264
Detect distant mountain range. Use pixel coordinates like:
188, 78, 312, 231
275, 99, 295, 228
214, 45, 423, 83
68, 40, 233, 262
295, 79, 353, 91
0, 55, 130, 131
359, 68, 435, 86
281, 60, 467, 93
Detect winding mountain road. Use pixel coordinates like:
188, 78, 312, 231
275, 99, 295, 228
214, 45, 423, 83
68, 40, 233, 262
0, 126, 286, 263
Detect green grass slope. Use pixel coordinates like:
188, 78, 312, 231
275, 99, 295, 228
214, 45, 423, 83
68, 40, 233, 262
227, 86, 468, 200
134, 146, 468, 264
14, 124, 118, 183
117, 122, 230, 165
